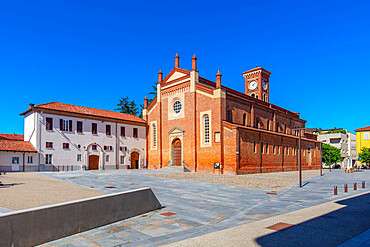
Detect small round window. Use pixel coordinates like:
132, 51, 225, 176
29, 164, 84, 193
173, 101, 182, 114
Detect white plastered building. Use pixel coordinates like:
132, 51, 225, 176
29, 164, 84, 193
317, 130, 357, 168
20, 102, 147, 171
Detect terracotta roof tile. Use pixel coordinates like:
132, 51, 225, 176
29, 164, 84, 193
0, 140, 37, 152
22, 102, 145, 124
354, 126, 370, 132
0, 133, 24, 141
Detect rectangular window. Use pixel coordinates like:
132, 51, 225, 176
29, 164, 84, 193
12, 157, 19, 164
106, 155, 109, 162
261, 143, 264, 154
46, 117, 53, 130
120, 155, 125, 164
45, 154, 52, 164
266, 144, 269, 154
253, 142, 257, 153
27, 156, 33, 164
104, 146, 107, 150
121, 126, 125, 137
92, 144, 97, 150
214, 132, 221, 143
267, 120, 270, 131
133, 128, 138, 138
92, 123, 97, 134
278, 146, 280, 155
364, 132, 369, 140
46, 142, 53, 148
63, 143, 69, 149
77, 121, 83, 133
106, 125, 111, 135
60, 119, 72, 132
77, 154, 82, 161
120, 146, 127, 151
273, 145, 276, 154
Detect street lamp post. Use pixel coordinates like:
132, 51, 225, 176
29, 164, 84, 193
293, 127, 322, 188
329, 146, 332, 172
319, 142, 323, 176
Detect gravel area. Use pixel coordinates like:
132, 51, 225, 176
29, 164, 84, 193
151, 170, 323, 191
0, 172, 105, 210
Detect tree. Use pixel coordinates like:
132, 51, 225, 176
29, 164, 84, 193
148, 83, 157, 104
358, 147, 370, 165
115, 97, 139, 116
322, 143, 342, 166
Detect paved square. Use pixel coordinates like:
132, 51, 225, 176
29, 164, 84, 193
31, 169, 369, 246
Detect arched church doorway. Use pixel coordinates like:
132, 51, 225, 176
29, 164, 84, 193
89, 155, 99, 170
172, 139, 182, 166
130, 152, 139, 169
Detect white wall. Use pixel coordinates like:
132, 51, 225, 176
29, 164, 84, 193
0, 152, 38, 172
35, 112, 146, 171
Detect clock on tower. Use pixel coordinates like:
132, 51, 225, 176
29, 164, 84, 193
243, 67, 271, 103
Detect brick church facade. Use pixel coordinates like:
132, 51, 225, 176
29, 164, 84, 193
143, 55, 321, 175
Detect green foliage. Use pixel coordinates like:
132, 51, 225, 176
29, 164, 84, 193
322, 143, 342, 165
115, 97, 139, 116
358, 147, 370, 164
318, 129, 347, 135
148, 83, 157, 104
116, 83, 157, 119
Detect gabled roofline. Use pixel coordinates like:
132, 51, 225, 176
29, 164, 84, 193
21, 107, 147, 126
162, 67, 190, 84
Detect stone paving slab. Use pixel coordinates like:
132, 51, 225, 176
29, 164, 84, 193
163, 191, 370, 247
37, 169, 370, 247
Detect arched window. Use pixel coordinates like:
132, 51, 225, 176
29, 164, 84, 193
251, 93, 255, 98
227, 110, 232, 122
152, 124, 157, 148
256, 95, 259, 99
263, 93, 267, 102
204, 115, 210, 144
243, 113, 247, 125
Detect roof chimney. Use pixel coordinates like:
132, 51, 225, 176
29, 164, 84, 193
144, 96, 148, 109
158, 69, 163, 83
175, 53, 180, 68
216, 70, 222, 88
192, 54, 197, 71
29, 103, 34, 109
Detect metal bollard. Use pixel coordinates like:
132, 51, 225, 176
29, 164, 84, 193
354, 183, 357, 190
334, 186, 338, 195
344, 184, 348, 193
362, 181, 366, 188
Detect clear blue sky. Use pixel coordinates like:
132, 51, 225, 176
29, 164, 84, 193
0, 0, 369, 134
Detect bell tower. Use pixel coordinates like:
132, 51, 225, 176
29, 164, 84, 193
243, 67, 271, 102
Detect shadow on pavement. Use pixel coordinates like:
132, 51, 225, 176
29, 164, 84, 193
0, 182, 24, 188
256, 192, 370, 247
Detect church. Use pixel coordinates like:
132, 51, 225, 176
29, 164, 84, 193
143, 55, 321, 175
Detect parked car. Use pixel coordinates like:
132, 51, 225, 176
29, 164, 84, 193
331, 164, 341, 169
357, 164, 369, 169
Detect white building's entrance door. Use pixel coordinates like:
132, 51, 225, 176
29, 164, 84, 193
11, 164, 19, 171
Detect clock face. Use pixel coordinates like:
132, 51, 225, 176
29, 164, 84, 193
262, 80, 267, 90
249, 80, 257, 90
